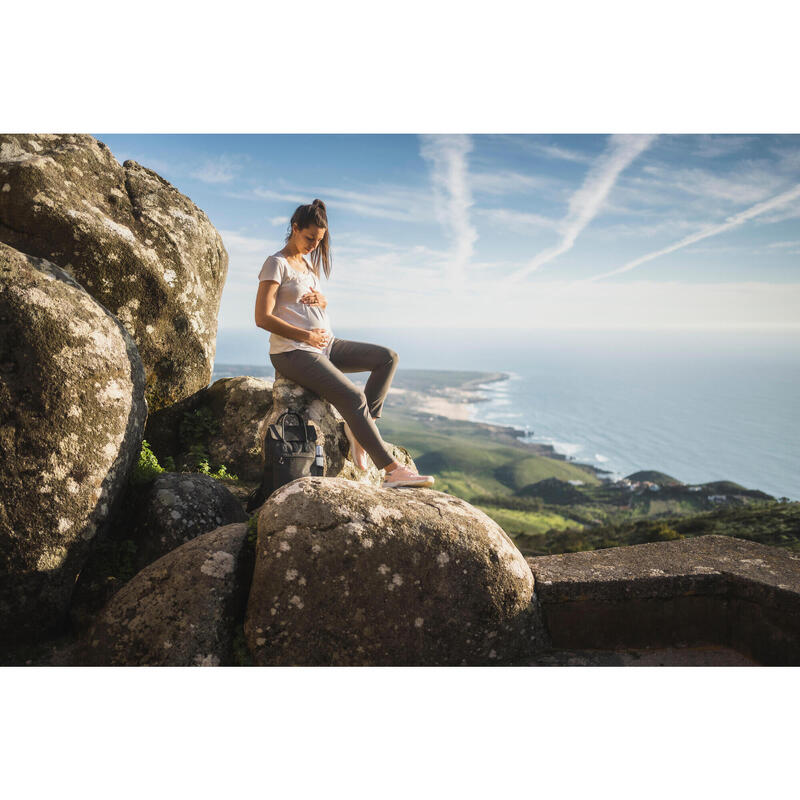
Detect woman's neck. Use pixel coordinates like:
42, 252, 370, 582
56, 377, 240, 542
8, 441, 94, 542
280, 247, 308, 272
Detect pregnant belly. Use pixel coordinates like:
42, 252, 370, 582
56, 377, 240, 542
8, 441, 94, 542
289, 302, 330, 330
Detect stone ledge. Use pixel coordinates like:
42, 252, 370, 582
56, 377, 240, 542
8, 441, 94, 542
525, 535, 800, 665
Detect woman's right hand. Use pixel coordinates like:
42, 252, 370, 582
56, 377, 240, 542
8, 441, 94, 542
304, 328, 331, 348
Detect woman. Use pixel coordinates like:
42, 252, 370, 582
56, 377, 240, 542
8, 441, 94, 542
254, 199, 435, 489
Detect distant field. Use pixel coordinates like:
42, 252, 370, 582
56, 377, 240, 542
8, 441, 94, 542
377, 407, 797, 558
377, 410, 602, 501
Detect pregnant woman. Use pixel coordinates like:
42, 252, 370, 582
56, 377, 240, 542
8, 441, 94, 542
254, 199, 435, 489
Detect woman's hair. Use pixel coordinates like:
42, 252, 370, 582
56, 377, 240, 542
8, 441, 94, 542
284, 199, 332, 280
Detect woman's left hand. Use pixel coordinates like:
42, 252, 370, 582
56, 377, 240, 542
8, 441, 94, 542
300, 290, 327, 309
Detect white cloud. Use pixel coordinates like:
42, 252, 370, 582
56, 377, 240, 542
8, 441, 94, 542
636, 163, 784, 205
474, 207, 559, 231
419, 134, 478, 282
190, 154, 246, 184
508, 134, 657, 281
488, 135, 594, 164
585, 182, 800, 281
252, 184, 429, 223
767, 240, 800, 249
689, 135, 756, 158
471, 169, 554, 195
220, 229, 274, 255
305, 274, 800, 331
755, 197, 800, 225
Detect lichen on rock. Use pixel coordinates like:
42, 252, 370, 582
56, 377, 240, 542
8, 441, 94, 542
0, 242, 147, 642
79, 523, 253, 666
0, 133, 228, 412
244, 477, 539, 665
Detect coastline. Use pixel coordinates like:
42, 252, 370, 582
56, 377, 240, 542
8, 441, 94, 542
211, 363, 612, 481
385, 371, 509, 422
383, 370, 612, 481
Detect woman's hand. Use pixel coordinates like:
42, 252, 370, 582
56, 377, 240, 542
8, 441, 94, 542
304, 328, 331, 348
300, 290, 327, 309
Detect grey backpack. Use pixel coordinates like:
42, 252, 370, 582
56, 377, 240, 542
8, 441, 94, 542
246, 410, 322, 512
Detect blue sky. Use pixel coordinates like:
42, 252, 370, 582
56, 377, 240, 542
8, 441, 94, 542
94, 134, 800, 332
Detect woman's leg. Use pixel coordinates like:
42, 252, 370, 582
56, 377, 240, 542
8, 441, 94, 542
270, 349, 397, 471
326, 338, 398, 420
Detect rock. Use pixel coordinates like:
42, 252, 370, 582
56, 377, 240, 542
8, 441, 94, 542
0, 242, 147, 643
144, 376, 274, 482
79, 523, 252, 666
526, 534, 800, 664
0, 134, 228, 411
266, 372, 414, 489
244, 477, 537, 665
121, 473, 249, 571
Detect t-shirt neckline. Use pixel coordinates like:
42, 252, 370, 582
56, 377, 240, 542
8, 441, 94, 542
280, 252, 313, 278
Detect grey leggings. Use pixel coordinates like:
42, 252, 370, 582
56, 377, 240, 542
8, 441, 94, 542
269, 338, 399, 470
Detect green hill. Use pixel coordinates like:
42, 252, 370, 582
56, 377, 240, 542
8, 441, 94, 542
700, 480, 748, 493
379, 410, 602, 501
377, 405, 793, 560
517, 477, 588, 505
625, 470, 683, 485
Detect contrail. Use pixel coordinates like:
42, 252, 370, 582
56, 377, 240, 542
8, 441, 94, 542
419, 134, 477, 281
508, 134, 657, 283
583, 182, 800, 282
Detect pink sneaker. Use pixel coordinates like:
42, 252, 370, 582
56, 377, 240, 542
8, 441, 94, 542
382, 464, 435, 489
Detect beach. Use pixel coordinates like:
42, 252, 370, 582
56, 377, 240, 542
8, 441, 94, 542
385, 386, 488, 421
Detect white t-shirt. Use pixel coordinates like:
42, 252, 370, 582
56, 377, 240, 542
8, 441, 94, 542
258, 250, 335, 356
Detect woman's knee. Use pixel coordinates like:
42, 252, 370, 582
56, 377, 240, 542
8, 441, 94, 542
339, 385, 368, 411
384, 347, 399, 365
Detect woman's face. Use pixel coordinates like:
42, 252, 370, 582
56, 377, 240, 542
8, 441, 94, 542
293, 224, 326, 254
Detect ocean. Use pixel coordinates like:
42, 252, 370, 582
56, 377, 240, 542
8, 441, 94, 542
214, 327, 800, 501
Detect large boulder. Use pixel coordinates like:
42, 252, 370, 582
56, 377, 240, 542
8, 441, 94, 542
266, 372, 414, 488
0, 134, 228, 411
121, 472, 249, 571
0, 243, 147, 642
80, 523, 252, 666
244, 477, 539, 665
144, 376, 275, 482
69, 471, 250, 632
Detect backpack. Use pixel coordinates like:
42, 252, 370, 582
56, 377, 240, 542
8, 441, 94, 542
246, 410, 322, 513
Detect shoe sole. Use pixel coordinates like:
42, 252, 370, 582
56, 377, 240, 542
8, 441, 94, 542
382, 477, 435, 489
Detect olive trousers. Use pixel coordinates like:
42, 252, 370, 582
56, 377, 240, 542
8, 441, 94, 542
269, 338, 399, 470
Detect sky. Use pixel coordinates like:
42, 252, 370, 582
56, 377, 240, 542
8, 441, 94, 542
94, 133, 800, 333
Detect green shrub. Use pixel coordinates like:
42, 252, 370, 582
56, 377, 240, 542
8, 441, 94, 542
180, 409, 239, 481
131, 439, 165, 484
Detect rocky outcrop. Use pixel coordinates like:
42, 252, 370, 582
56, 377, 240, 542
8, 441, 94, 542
79, 523, 252, 666
245, 477, 541, 665
527, 535, 800, 665
267, 372, 415, 487
0, 134, 228, 411
0, 243, 147, 642
121, 473, 248, 571
144, 376, 275, 482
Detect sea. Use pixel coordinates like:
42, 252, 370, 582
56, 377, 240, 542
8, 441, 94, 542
213, 327, 800, 502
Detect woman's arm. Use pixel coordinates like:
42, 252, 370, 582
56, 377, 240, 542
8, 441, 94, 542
255, 280, 311, 343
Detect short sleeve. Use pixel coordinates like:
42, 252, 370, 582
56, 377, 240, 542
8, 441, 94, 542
258, 256, 283, 283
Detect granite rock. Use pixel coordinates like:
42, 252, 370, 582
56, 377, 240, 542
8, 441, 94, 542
0, 242, 146, 642
80, 523, 252, 666
0, 134, 228, 411
245, 477, 538, 665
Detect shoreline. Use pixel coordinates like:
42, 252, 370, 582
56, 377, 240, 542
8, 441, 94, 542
211, 363, 613, 481
212, 363, 611, 479
385, 371, 613, 480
